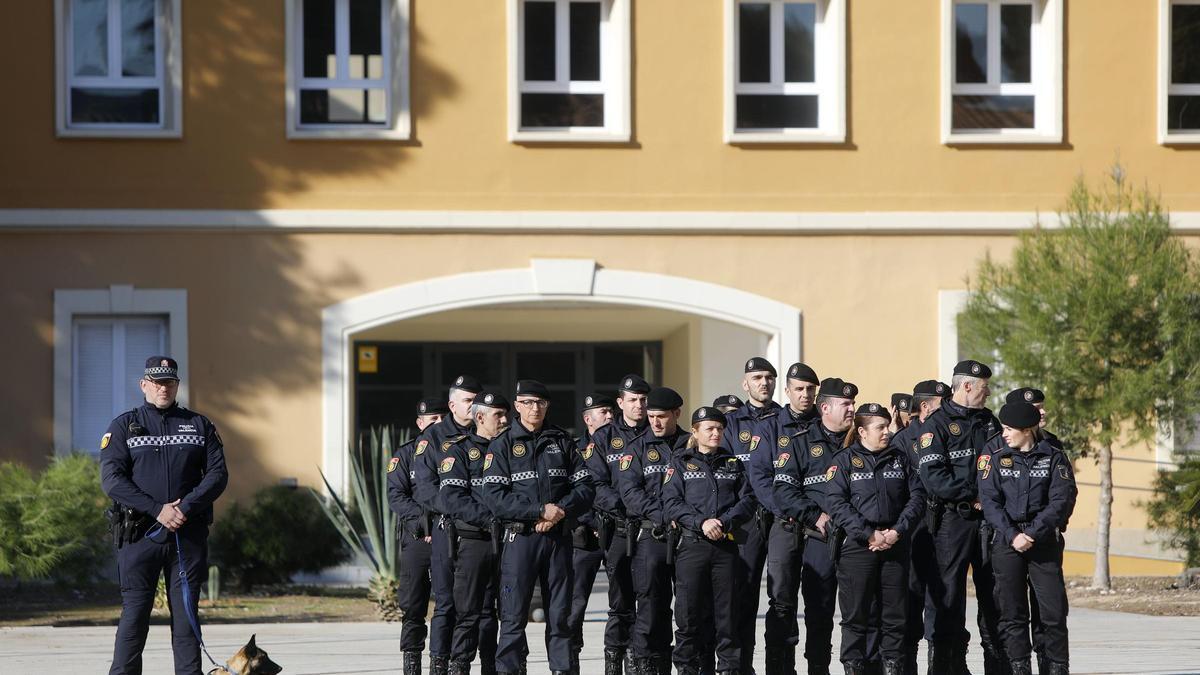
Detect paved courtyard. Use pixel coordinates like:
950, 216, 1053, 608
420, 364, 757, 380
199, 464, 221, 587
2, 583, 1198, 674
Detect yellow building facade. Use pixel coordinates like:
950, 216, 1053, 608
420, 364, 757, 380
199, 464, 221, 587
2, 0, 1199, 575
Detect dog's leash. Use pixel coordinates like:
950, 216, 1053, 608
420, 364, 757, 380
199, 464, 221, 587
145, 524, 231, 674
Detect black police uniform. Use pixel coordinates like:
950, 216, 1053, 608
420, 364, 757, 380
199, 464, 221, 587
388, 436, 435, 671
663, 430, 756, 673
482, 416, 595, 674
617, 421, 690, 674
100, 374, 228, 675
890, 414, 936, 675
825, 437, 926, 674
978, 439, 1076, 675
439, 427, 504, 675
569, 429, 607, 670
915, 388, 1003, 673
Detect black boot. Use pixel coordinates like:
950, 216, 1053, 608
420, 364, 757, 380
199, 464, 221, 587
701, 652, 716, 675
568, 649, 581, 675
678, 663, 702, 675
606, 648, 626, 675
656, 652, 674, 675
955, 643, 974, 675
865, 663, 882, 675
902, 652, 919, 675
982, 647, 1008, 675
1006, 660, 1031, 675
717, 670, 742, 675
1045, 662, 1068, 675
927, 643, 955, 675
843, 662, 867, 675
809, 662, 832, 675
630, 657, 654, 675
449, 659, 472, 675
403, 651, 423, 675
1034, 654, 1048, 675
431, 656, 450, 675
883, 659, 904, 675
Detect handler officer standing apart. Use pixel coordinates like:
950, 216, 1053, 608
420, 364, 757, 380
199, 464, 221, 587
101, 356, 229, 675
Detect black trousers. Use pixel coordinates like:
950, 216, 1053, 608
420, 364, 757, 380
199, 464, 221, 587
801, 534, 838, 667
430, 525, 457, 657
110, 526, 208, 675
605, 531, 637, 650
569, 545, 605, 650
674, 535, 744, 671
836, 540, 909, 664
736, 521, 768, 671
903, 520, 935, 657
497, 529, 574, 672
764, 520, 805, 651
398, 535, 433, 653
991, 537, 1068, 665
925, 512, 1000, 653
451, 537, 500, 664
631, 530, 674, 658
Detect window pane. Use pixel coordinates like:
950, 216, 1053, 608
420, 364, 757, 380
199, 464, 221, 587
544, 389, 578, 431
569, 2, 601, 82
1172, 5, 1200, 84
735, 94, 819, 129
71, 87, 160, 124
739, 3, 771, 83
349, 0, 383, 80
516, 351, 576, 384
520, 93, 604, 127
357, 344, 424, 386
952, 94, 1035, 129
524, 1, 557, 81
73, 0, 109, 77
1000, 4, 1031, 84
593, 345, 646, 386
441, 351, 503, 390
303, 0, 336, 78
955, 3, 988, 84
121, 0, 157, 77
74, 321, 114, 453
1168, 95, 1200, 131
783, 3, 816, 83
300, 88, 387, 124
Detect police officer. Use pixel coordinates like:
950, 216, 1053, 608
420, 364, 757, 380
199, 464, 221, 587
414, 375, 485, 675
439, 392, 512, 675
663, 407, 757, 675
617, 387, 691, 675
977, 402, 1077, 675
725, 357, 783, 674
388, 398, 449, 675
569, 393, 617, 673
915, 361, 1002, 674
482, 380, 596, 675
890, 394, 914, 435
774, 377, 857, 675
825, 404, 926, 675
100, 356, 229, 675
590, 374, 653, 675
715, 395, 745, 414
759, 361, 820, 675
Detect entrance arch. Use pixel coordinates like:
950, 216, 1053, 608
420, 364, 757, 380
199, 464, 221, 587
321, 259, 803, 491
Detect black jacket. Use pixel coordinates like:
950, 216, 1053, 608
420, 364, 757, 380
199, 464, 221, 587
386, 439, 428, 536
616, 426, 690, 528
481, 420, 595, 525
825, 442, 926, 545
772, 422, 845, 525
916, 399, 1000, 503
978, 440, 1078, 546
411, 415, 474, 516
662, 446, 756, 536
438, 431, 497, 530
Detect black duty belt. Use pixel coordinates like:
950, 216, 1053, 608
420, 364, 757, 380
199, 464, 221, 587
944, 501, 983, 519
454, 521, 491, 540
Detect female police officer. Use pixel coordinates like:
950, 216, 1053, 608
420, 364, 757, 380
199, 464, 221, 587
824, 403, 925, 675
978, 401, 1077, 675
662, 406, 756, 675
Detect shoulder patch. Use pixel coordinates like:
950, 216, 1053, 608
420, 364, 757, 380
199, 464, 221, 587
919, 433, 934, 449
439, 457, 455, 473
1058, 465, 1071, 481
977, 454, 991, 471
612, 437, 625, 450
750, 435, 761, 451
663, 467, 674, 484
810, 444, 824, 458
619, 454, 633, 471
415, 439, 429, 456
825, 465, 838, 481
775, 452, 790, 469
441, 440, 453, 451
513, 443, 527, 457
388, 457, 400, 473
777, 435, 790, 448
739, 430, 751, 443
484, 453, 494, 471
100, 432, 112, 450
582, 442, 594, 460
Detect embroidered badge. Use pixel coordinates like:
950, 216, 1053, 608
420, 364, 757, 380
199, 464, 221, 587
484, 453, 493, 470
582, 442, 595, 460
663, 467, 674, 484
100, 432, 111, 450
513, 443, 527, 457
388, 457, 400, 473
810, 445, 824, 458
851, 456, 865, 468
778, 436, 790, 448
750, 435, 761, 451
775, 452, 791, 469
415, 439, 429, 456
647, 449, 660, 462
948, 423, 962, 436
469, 447, 481, 461
612, 438, 625, 450
1000, 456, 1014, 468
439, 457, 455, 473
1058, 465, 1071, 481
919, 433, 934, 449
739, 430, 751, 443
441, 441, 453, 451
686, 462, 699, 471
620, 454, 633, 471
825, 465, 837, 481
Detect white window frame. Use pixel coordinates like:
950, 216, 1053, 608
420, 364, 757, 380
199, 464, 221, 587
940, 0, 1062, 144
724, 0, 846, 144
285, 0, 411, 140
507, 0, 631, 143
54, 0, 183, 138
54, 285, 188, 455
1159, 0, 1200, 144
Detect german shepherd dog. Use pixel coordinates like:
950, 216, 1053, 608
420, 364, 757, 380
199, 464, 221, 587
207, 634, 282, 675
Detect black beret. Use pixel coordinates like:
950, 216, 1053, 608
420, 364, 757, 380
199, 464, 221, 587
999, 402, 1041, 429
449, 374, 483, 394
744, 357, 777, 376
618, 374, 651, 394
582, 393, 616, 411
647, 387, 684, 411
691, 406, 728, 427
1006, 387, 1045, 405
856, 402, 892, 422
953, 360, 993, 379
144, 356, 179, 381
818, 377, 858, 399
785, 362, 819, 383
714, 394, 744, 409
416, 398, 449, 416
891, 393, 912, 412
913, 379, 950, 397
515, 379, 551, 400
475, 391, 511, 411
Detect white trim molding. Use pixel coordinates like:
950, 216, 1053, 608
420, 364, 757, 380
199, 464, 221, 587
1160, 0, 1200, 144
938, 289, 969, 382
320, 259, 803, 492
54, 285, 188, 455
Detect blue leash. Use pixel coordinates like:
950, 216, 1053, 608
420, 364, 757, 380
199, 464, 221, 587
145, 524, 227, 673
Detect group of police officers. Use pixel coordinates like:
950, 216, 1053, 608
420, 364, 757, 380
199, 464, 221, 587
384, 357, 1079, 675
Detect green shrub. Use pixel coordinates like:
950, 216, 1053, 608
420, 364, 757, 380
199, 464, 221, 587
0, 454, 111, 584
1144, 458, 1200, 567
209, 485, 351, 590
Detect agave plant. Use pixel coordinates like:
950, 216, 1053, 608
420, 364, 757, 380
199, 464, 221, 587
312, 426, 409, 620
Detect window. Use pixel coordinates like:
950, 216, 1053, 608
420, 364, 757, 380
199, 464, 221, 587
286, 0, 411, 139
1161, 1, 1200, 142
942, 0, 1062, 143
54, 0, 182, 137
72, 318, 167, 453
508, 0, 631, 142
725, 0, 846, 143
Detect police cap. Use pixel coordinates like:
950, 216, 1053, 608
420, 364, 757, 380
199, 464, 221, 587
891, 393, 912, 412
785, 362, 819, 383
691, 406, 728, 427
582, 393, 616, 412
647, 387, 684, 411
515, 379, 551, 400
618, 374, 651, 395
818, 377, 858, 400
856, 402, 892, 422
144, 356, 179, 381
476, 391, 511, 412
1006, 387, 1045, 405
450, 374, 483, 394
744, 357, 777, 376
913, 379, 951, 398
999, 402, 1040, 429
714, 394, 744, 409
953, 360, 993, 379
416, 398, 449, 416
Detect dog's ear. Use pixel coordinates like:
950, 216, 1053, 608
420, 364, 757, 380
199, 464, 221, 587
248, 634, 257, 650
